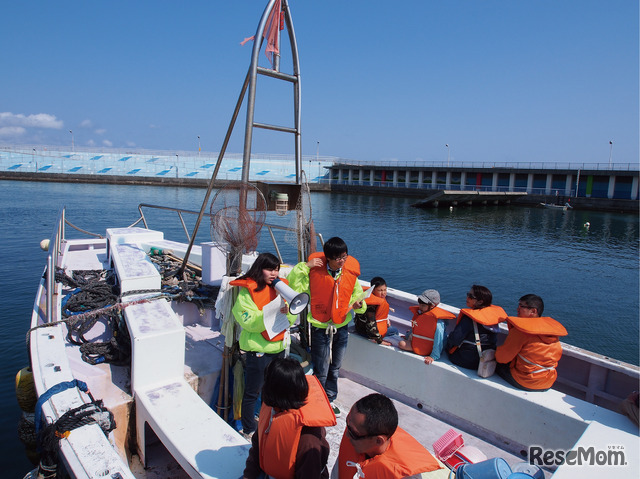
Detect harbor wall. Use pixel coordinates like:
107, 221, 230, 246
1, 171, 635, 212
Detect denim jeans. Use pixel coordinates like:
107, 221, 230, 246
311, 325, 349, 403
241, 350, 284, 434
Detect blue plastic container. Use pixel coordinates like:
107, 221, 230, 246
511, 462, 544, 479
506, 473, 534, 479
457, 458, 512, 479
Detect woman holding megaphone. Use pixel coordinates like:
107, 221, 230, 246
231, 252, 307, 439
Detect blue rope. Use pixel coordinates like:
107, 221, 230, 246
35, 380, 89, 434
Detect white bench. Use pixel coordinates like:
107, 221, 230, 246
112, 235, 250, 478
107, 227, 162, 295
30, 321, 135, 479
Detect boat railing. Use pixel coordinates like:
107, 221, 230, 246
136, 203, 323, 264
45, 207, 66, 324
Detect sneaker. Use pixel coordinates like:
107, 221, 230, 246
239, 429, 254, 441
330, 403, 341, 418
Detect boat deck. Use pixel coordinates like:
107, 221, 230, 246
45, 235, 637, 478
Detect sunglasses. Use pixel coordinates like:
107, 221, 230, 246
346, 423, 373, 441
467, 292, 477, 300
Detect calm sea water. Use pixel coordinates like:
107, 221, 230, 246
1, 180, 638, 475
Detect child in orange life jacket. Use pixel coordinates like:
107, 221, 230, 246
354, 277, 398, 346
242, 357, 336, 479
398, 289, 456, 364
495, 294, 567, 392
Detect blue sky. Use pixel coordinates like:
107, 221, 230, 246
1, 0, 637, 165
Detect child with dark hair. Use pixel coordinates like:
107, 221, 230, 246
334, 393, 442, 478
243, 357, 336, 479
496, 294, 568, 391
354, 277, 395, 345
287, 237, 366, 417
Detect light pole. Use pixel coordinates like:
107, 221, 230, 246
198, 136, 201, 158
69, 130, 74, 152
33, 148, 37, 172
608, 140, 613, 168
446, 144, 450, 167
175, 154, 179, 178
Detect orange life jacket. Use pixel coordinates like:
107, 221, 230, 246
365, 293, 390, 337
409, 305, 456, 356
502, 316, 567, 390
258, 375, 336, 479
308, 252, 360, 324
456, 304, 507, 326
229, 277, 289, 342
337, 426, 442, 479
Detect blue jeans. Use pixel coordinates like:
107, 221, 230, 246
385, 326, 399, 337
311, 325, 349, 403
242, 350, 284, 434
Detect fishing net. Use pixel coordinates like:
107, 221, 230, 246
210, 183, 267, 274
210, 183, 267, 253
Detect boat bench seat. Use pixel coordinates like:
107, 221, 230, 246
342, 332, 638, 463
122, 295, 249, 478
109, 242, 161, 295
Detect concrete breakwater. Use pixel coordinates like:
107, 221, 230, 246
2, 170, 636, 213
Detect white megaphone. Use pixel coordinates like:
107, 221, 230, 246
272, 278, 310, 315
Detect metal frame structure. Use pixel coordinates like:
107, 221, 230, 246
179, 0, 302, 275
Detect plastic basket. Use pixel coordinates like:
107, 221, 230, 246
432, 428, 464, 461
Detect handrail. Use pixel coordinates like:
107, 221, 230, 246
136, 203, 322, 262
45, 207, 66, 324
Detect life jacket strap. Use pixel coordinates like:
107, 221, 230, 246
517, 354, 555, 373
412, 333, 434, 342
345, 461, 365, 479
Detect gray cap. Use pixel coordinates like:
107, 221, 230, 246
418, 289, 440, 305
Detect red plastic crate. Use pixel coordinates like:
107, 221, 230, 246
432, 428, 464, 461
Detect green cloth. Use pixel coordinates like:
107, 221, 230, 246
286, 261, 367, 329
231, 287, 296, 354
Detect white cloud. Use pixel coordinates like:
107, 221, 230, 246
0, 126, 26, 136
80, 119, 93, 128
0, 112, 63, 129
95, 128, 106, 135
87, 139, 96, 146
126, 141, 136, 147
102, 139, 113, 147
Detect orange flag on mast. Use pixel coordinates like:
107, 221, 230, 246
240, 0, 283, 69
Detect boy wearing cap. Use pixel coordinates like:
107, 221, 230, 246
398, 290, 457, 364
